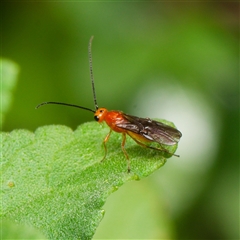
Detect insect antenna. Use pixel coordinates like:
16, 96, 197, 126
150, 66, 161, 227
36, 36, 99, 113
88, 35, 98, 110
36, 101, 95, 113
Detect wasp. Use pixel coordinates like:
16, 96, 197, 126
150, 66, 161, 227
37, 36, 182, 172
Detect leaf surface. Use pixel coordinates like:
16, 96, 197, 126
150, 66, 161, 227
1, 120, 178, 239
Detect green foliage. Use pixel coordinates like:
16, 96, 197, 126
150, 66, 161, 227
1, 120, 178, 239
1, 219, 46, 239
1, 2, 239, 239
1, 58, 19, 127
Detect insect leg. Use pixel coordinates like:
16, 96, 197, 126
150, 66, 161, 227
121, 133, 131, 173
101, 129, 112, 162
130, 136, 180, 157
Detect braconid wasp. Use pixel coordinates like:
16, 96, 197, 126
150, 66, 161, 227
36, 36, 182, 172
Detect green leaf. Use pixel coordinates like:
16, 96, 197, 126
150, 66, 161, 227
1, 58, 19, 126
1, 120, 179, 239
1, 219, 47, 239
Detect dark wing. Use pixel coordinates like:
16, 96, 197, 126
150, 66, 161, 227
116, 113, 182, 146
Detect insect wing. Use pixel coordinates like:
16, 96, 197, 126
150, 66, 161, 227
117, 113, 182, 146
145, 119, 182, 145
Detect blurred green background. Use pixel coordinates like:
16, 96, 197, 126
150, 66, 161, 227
2, 2, 239, 239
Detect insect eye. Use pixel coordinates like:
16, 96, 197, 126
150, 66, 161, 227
94, 115, 99, 121
100, 109, 104, 113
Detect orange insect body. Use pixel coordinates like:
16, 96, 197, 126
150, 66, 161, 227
96, 109, 156, 143
95, 108, 126, 133
37, 36, 182, 172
